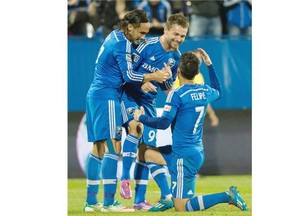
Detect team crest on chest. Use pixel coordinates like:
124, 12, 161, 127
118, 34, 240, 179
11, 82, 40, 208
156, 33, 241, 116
167, 58, 175, 68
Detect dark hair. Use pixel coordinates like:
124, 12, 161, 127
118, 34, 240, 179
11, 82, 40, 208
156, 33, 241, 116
179, 52, 200, 80
165, 13, 189, 30
119, 9, 150, 30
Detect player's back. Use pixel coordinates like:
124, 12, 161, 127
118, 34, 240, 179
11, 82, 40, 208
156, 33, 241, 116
171, 83, 218, 157
87, 29, 130, 100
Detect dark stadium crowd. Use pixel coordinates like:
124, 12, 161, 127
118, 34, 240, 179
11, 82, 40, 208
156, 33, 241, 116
68, 0, 252, 38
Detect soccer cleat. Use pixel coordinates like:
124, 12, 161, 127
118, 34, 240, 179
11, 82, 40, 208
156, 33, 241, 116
133, 201, 152, 211
148, 199, 174, 212
83, 202, 103, 212
120, 179, 132, 199
100, 200, 135, 212
226, 186, 248, 211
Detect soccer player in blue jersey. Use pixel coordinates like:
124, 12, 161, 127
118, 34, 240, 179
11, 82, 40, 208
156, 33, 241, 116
84, 9, 172, 213
119, 13, 189, 211
133, 48, 248, 212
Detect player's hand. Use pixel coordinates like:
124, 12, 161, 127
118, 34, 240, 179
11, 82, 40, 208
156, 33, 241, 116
152, 69, 169, 83
198, 48, 212, 66
144, 66, 170, 83
163, 62, 172, 79
209, 114, 219, 127
141, 82, 157, 93
134, 106, 145, 121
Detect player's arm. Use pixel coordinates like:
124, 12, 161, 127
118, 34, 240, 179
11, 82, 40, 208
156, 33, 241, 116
154, 57, 178, 94
115, 41, 145, 83
134, 106, 174, 130
159, 64, 178, 92
141, 82, 158, 93
159, 77, 174, 91
134, 90, 179, 129
143, 62, 172, 83
198, 48, 223, 98
140, 75, 173, 93
116, 41, 170, 84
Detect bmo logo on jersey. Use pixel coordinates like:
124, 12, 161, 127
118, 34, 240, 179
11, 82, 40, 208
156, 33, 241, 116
142, 63, 160, 73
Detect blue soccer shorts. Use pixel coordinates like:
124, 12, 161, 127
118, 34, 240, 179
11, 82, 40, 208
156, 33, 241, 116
170, 150, 205, 199
121, 95, 157, 147
86, 98, 123, 142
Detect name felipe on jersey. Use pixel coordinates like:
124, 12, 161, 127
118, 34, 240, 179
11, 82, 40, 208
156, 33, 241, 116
191, 92, 206, 101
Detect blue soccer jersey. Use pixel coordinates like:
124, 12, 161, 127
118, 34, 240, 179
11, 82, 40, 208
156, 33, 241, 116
86, 29, 146, 142
122, 36, 181, 146
164, 82, 220, 156
138, 65, 222, 156
124, 37, 181, 103
87, 29, 145, 100
138, 64, 223, 199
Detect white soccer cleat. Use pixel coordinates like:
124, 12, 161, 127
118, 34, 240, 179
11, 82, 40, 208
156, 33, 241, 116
100, 200, 135, 212
83, 202, 103, 212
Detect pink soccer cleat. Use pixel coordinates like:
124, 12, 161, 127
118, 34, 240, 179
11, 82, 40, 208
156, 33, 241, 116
120, 180, 132, 199
133, 201, 152, 211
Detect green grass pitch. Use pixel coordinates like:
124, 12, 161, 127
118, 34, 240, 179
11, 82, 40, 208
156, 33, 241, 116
68, 175, 252, 215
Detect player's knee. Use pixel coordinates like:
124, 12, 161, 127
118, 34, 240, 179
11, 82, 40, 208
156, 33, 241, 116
144, 148, 156, 162
92, 140, 105, 158
144, 148, 151, 161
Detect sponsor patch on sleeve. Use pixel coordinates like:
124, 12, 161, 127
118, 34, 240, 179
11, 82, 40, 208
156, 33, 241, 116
126, 54, 132, 62
132, 53, 140, 63
163, 105, 171, 112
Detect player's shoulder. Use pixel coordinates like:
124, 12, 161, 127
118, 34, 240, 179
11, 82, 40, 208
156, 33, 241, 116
174, 85, 186, 94
168, 87, 184, 98
136, 37, 159, 53
109, 29, 131, 45
174, 84, 207, 96
145, 36, 159, 43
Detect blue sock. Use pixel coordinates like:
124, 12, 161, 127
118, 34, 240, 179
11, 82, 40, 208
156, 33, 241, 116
101, 153, 119, 206
121, 134, 139, 180
146, 162, 171, 200
85, 153, 102, 205
185, 192, 230, 211
134, 160, 149, 204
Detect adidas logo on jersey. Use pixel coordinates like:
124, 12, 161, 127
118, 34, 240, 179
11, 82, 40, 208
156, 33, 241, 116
150, 56, 156, 61
187, 190, 193, 195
